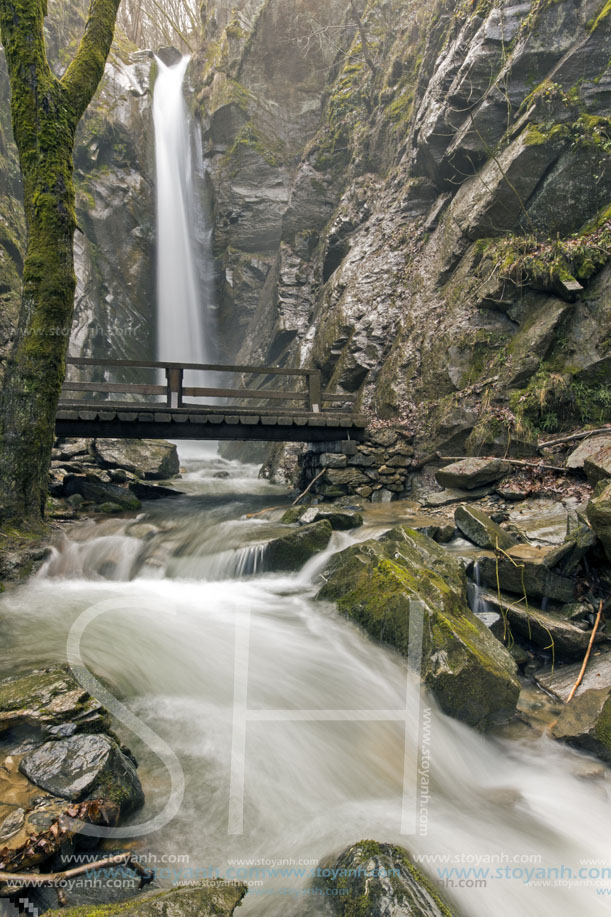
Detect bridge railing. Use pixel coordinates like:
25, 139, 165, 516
61, 358, 357, 415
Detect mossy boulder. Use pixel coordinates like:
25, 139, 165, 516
0, 666, 108, 735
587, 482, 611, 561
62, 476, 141, 510
318, 840, 459, 916
317, 527, 519, 728
44, 882, 248, 916
19, 734, 144, 817
281, 504, 363, 530
552, 687, 611, 763
264, 520, 333, 571
454, 505, 517, 551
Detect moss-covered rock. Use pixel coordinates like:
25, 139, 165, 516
264, 520, 333, 571
0, 666, 108, 735
44, 882, 248, 916
318, 840, 459, 916
317, 527, 519, 729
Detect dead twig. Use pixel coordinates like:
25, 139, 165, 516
539, 426, 611, 449
0, 853, 154, 891
292, 468, 326, 506
566, 601, 604, 704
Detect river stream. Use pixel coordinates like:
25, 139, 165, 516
1, 448, 610, 916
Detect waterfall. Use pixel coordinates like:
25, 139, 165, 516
153, 55, 213, 377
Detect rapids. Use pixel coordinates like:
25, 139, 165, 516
1, 449, 610, 916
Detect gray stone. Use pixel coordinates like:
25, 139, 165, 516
472, 545, 575, 603
587, 482, 611, 562
421, 485, 494, 507
535, 650, 611, 702
263, 521, 333, 571
298, 506, 363, 530
62, 475, 141, 510
455, 504, 517, 551
552, 688, 611, 763
584, 442, 611, 485
436, 458, 511, 490
19, 734, 144, 815
566, 435, 611, 470
92, 439, 179, 480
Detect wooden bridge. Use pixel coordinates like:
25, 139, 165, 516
56, 358, 367, 442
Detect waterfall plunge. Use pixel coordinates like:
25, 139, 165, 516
153, 55, 211, 371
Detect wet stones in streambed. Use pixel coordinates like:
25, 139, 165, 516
552, 687, 611, 764
0, 667, 108, 735
262, 520, 333, 571
454, 505, 517, 551
63, 476, 141, 512
469, 545, 576, 603
19, 735, 144, 816
317, 527, 519, 729
90, 439, 179, 480
477, 592, 606, 658
587, 481, 611, 562
43, 881, 248, 916
435, 458, 510, 490
281, 504, 363, 530
317, 840, 460, 916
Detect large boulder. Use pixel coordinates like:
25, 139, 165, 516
472, 545, 575, 603
45, 882, 248, 916
552, 687, 611, 763
566, 434, 611, 470
317, 527, 519, 728
318, 840, 459, 916
91, 439, 180, 480
583, 442, 611, 485
435, 458, 510, 490
0, 666, 108, 735
19, 734, 144, 817
454, 505, 517, 551
264, 520, 333, 571
587, 482, 611, 562
63, 475, 141, 510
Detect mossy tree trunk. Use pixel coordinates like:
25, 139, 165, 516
0, 0, 120, 525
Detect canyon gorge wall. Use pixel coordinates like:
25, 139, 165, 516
1, 0, 610, 479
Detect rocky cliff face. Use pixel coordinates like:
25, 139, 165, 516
197, 0, 611, 478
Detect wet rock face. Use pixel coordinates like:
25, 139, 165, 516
91, 439, 180, 479
587, 482, 611, 562
319, 840, 459, 916
263, 520, 333, 571
44, 882, 248, 916
19, 735, 144, 815
472, 546, 576, 603
0, 667, 108, 735
318, 526, 520, 729
552, 687, 611, 763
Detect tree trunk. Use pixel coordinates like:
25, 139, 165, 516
0, 0, 120, 525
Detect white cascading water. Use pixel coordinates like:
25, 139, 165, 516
153, 55, 212, 374
2, 450, 611, 917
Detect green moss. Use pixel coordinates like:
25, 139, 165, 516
222, 121, 287, 173
590, 0, 611, 32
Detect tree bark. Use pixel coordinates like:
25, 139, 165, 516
0, 0, 120, 525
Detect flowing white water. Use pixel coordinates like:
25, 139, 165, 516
153, 55, 212, 374
2, 454, 611, 916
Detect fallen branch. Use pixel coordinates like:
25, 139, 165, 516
292, 468, 326, 506
539, 426, 611, 449
566, 601, 604, 704
0, 852, 154, 890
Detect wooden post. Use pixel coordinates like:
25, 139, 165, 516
307, 371, 322, 413
165, 368, 183, 408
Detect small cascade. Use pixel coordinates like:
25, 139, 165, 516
467, 559, 501, 632
40, 534, 143, 582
